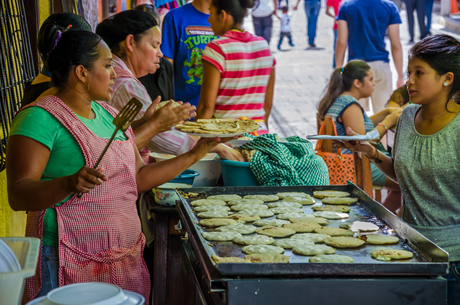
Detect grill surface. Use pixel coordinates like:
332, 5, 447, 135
177, 183, 449, 278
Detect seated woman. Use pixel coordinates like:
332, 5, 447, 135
21, 12, 91, 107
317, 60, 402, 214
196, 0, 276, 134
7, 30, 227, 303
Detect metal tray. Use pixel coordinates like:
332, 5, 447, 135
176, 183, 449, 277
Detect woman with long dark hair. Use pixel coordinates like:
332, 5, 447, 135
335, 34, 460, 304
318, 60, 402, 213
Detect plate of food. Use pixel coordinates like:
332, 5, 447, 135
174, 118, 260, 138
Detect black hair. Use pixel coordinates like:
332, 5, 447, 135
282, 6, 288, 13
211, 0, 257, 25
409, 34, 460, 103
47, 30, 102, 89
38, 12, 92, 67
133, 4, 160, 23
96, 10, 158, 59
317, 60, 370, 120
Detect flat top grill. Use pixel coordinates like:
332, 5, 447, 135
177, 183, 449, 278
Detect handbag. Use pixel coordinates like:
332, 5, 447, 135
315, 118, 355, 185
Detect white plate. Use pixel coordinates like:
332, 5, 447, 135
307, 129, 380, 142
173, 126, 260, 138
26, 287, 144, 305
0, 239, 21, 272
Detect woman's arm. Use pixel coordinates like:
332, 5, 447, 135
134, 137, 228, 192
196, 60, 221, 120
6, 136, 107, 211
340, 103, 367, 134
334, 127, 398, 181
264, 68, 276, 128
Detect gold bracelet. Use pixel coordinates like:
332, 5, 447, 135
367, 146, 383, 164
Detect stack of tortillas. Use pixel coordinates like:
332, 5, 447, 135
176, 118, 259, 134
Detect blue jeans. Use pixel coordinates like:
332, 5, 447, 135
404, 0, 427, 40
442, 262, 460, 305
36, 246, 59, 298
253, 15, 273, 44
278, 32, 294, 48
425, 0, 435, 34
332, 29, 337, 68
304, 0, 321, 45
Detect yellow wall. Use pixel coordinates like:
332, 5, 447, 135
0, 0, 52, 238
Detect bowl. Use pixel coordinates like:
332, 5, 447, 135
26, 282, 145, 305
170, 169, 200, 185
151, 183, 192, 206
214, 157, 260, 186
150, 152, 221, 187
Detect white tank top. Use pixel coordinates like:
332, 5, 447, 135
251, 0, 274, 17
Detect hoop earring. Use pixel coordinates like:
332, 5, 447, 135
75, 81, 90, 94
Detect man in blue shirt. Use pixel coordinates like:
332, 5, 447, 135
335, 0, 403, 114
161, 0, 218, 107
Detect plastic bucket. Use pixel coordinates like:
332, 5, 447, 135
0, 237, 40, 305
170, 169, 200, 185
214, 157, 260, 186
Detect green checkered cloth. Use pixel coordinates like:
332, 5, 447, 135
240, 134, 329, 186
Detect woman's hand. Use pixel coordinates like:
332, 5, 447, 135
151, 101, 196, 133
142, 96, 197, 133
211, 144, 245, 161
190, 137, 237, 161
332, 127, 375, 156
382, 108, 402, 128
67, 166, 108, 194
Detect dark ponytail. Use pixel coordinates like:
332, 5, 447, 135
317, 60, 370, 120
212, 0, 257, 25
38, 12, 91, 67
410, 34, 460, 102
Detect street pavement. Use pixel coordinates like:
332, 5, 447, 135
245, 2, 460, 138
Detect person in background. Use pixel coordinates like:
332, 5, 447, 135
318, 60, 402, 214
335, 0, 404, 114
277, 5, 295, 50
134, 4, 175, 102
325, 0, 343, 68
294, 0, 321, 48
161, 0, 217, 108
386, 85, 409, 108
334, 34, 460, 304
21, 13, 91, 107
425, 0, 435, 36
403, 0, 427, 43
251, 0, 278, 44
196, 0, 276, 134
8, 29, 227, 303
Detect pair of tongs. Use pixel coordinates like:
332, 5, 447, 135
77, 98, 142, 198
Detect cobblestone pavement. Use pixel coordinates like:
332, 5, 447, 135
245, 2, 460, 138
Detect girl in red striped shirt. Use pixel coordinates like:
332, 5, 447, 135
196, 0, 276, 134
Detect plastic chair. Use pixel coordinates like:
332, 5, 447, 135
316, 114, 381, 200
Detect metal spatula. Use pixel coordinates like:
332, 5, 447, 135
77, 98, 143, 198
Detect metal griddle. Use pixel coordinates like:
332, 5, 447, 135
176, 183, 449, 278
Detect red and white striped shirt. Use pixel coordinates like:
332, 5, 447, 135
202, 30, 275, 122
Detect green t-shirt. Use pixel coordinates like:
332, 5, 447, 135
9, 101, 126, 246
